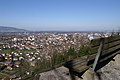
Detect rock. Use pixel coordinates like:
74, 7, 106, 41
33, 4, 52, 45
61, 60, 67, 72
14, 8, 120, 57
81, 68, 94, 80
99, 54, 120, 80
38, 66, 71, 80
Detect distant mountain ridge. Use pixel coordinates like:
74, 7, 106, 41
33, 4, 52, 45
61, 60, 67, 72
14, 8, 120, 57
0, 26, 28, 32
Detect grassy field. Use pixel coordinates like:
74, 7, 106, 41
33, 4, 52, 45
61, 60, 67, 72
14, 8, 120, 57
1, 48, 35, 53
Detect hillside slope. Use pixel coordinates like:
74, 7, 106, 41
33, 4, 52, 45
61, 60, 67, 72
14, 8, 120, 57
0, 26, 28, 32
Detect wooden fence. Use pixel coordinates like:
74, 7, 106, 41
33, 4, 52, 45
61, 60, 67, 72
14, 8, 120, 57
64, 35, 120, 77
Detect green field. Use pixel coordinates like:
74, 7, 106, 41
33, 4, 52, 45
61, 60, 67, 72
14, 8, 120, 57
1, 48, 35, 53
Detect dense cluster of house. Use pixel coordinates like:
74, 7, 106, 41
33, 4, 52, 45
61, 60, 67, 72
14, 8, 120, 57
0, 32, 112, 80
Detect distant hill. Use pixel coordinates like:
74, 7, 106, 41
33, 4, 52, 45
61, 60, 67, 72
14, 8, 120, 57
0, 26, 28, 32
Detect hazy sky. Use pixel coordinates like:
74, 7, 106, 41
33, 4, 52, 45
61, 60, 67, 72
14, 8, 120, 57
0, 0, 120, 31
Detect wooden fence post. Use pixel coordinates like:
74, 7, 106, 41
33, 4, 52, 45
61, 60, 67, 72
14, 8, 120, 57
92, 38, 104, 71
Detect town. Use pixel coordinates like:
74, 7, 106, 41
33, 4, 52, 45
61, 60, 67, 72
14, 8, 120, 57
0, 32, 114, 80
